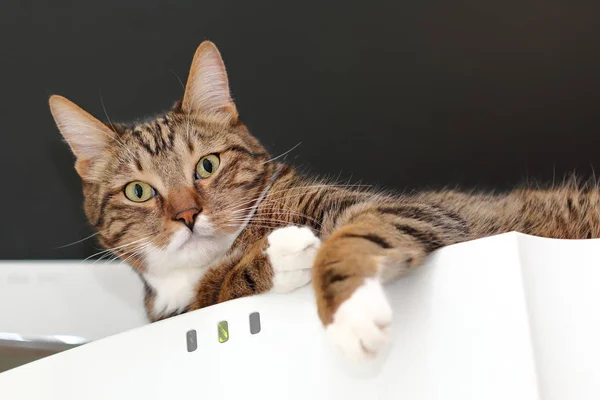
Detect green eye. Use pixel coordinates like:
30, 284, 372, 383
124, 181, 155, 202
195, 154, 220, 179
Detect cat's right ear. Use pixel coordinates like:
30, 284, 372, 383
181, 41, 238, 124
48, 95, 115, 179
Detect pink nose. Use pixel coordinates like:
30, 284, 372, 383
174, 207, 201, 230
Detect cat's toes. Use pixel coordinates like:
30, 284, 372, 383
266, 226, 321, 293
270, 268, 313, 293
266, 226, 320, 272
267, 226, 320, 258
325, 279, 392, 362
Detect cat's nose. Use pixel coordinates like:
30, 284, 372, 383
174, 207, 202, 231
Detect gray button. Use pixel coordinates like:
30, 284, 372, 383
249, 312, 261, 334
186, 330, 197, 352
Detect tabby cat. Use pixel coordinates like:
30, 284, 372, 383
49, 41, 597, 362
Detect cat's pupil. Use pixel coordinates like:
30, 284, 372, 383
203, 159, 213, 173
134, 184, 143, 198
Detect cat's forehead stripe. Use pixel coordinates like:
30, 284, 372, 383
126, 118, 177, 157
119, 114, 234, 159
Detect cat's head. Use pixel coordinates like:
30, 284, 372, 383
49, 41, 274, 274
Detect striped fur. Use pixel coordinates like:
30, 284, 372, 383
50, 41, 600, 351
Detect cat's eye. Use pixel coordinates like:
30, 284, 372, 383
124, 181, 155, 203
195, 154, 220, 179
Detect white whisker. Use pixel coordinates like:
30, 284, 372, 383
99, 95, 140, 161
262, 142, 302, 164
81, 236, 153, 263
56, 232, 99, 249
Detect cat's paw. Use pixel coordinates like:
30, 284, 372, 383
326, 278, 392, 362
266, 226, 321, 293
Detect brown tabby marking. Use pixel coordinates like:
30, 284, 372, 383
50, 41, 599, 358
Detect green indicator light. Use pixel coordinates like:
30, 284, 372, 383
218, 321, 229, 343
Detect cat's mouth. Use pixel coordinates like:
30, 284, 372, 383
168, 217, 220, 250
165, 214, 238, 255
175, 229, 215, 249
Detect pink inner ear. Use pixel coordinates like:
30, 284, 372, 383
61, 118, 112, 159
182, 42, 238, 118
49, 96, 115, 162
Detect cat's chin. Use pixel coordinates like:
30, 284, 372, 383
145, 230, 236, 272
143, 214, 238, 273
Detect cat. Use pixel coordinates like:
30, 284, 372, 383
49, 41, 599, 362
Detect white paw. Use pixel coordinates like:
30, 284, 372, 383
266, 226, 321, 293
326, 278, 392, 362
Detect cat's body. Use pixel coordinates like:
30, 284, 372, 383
49, 41, 599, 362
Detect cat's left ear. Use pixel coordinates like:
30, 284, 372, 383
181, 41, 238, 123
48, 95, 116, 179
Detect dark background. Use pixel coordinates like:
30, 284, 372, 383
1, 0, 600, 259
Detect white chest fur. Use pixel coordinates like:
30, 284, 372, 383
142, 218, 238, 317
143, 267, 206, 317
142, 225, 321, 318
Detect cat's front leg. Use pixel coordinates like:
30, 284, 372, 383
192, 226, 320, 310
312, 214, 441, 362
312, 235, 397, 362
